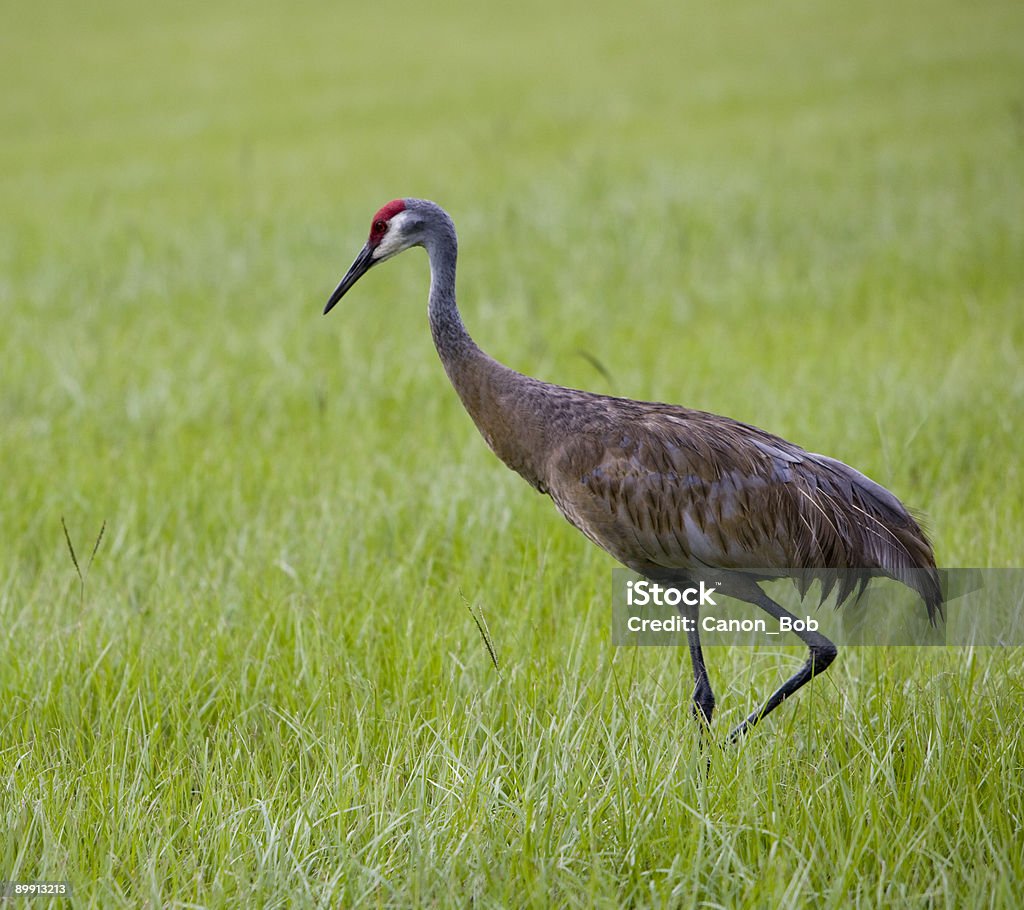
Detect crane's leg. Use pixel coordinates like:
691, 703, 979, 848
728, 588, 837, 742
682, 604, 715, 727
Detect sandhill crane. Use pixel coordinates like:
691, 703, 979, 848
323, 198, 942, 740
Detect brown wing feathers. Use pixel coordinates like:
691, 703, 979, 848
543, 400, 941, 620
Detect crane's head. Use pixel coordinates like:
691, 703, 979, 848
324, 198, 431, 314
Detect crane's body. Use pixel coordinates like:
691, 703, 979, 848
324, 198, 941, 739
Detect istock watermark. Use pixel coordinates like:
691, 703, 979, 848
625, 579, 719, 608
612, 568, 1024, 647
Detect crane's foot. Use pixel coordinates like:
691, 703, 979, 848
726, 639, 838, 742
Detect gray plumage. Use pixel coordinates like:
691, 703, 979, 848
325, 198, 942, 739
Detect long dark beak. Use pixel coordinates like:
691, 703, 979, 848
324, 243, 375, 314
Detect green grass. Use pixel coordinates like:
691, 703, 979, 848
2, 0, 1024, 906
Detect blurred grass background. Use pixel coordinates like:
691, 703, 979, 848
1, 0, 1023, 906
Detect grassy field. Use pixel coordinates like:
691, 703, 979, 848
2, 0, 1023, 905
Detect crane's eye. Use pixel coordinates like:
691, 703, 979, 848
373, 219, 387, 234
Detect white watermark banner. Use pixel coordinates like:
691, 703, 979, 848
611, 569, 1021, 646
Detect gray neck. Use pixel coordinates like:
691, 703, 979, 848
424, 217, 478, 362
420, 212, 549, 491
